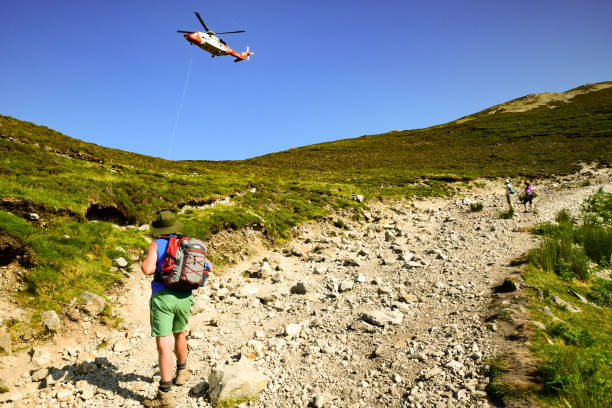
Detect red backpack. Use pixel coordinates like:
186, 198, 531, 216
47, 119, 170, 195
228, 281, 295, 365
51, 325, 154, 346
156, 235, 211, 291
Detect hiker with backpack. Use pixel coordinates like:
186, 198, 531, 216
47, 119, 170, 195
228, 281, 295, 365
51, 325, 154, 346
504, 179, 515, 208
140, 210, 212, 407
523, 181, 533, 212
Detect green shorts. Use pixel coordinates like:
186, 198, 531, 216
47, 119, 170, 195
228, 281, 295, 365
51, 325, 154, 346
149, 289, 194, 337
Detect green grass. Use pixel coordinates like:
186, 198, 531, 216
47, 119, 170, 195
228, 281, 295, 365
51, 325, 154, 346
469, 202, 483, 212
215, 396, 254, 408
523, 191, 612, 408
499, 207, 515, 219
485, 356, 522, 401
0, 210, 35, 237
528, 207, 612, 281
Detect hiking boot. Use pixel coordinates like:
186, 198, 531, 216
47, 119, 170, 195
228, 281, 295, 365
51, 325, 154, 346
174, 368, 191, 386
143, 389, 175, 408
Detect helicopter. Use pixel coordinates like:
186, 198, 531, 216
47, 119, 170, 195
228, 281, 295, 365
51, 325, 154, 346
177, 12, 253, 62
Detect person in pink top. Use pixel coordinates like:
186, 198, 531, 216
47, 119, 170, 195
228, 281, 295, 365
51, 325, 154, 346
523, 181, 533, 212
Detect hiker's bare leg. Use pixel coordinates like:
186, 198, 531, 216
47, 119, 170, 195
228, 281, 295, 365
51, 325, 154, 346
173, 331, 187, 365
156, 335, 174, 382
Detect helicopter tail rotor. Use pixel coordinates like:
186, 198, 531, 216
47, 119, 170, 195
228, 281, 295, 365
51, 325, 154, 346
246, 46, 254, 62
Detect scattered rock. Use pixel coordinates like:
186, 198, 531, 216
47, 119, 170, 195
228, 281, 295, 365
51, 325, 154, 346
361, 310, 403, 326
291, 280, 318, 295
31, 368, 49, 382
568, 289, 588, 304
551, 295, 581, 313
496, 277, 521, 293
80, 291, 107, 315
339, 280, 354, 292
55, 389, 73, 402
398, 291, 418, 303
42, 310, 60, 332
0, 332, 11, 354
207, 362, 270, 404
113, 257, 128, 268
0, 380, 9, 393
30, 347, 51, 367
240, 340, 265, 361
284, 323, 302, 338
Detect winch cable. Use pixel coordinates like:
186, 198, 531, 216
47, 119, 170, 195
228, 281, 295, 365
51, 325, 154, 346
168, 55, 193, 160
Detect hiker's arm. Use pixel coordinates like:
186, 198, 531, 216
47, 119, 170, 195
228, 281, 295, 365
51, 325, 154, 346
141, 242, 157, 276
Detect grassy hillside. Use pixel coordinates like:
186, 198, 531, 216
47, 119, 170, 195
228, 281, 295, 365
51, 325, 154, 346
246, 82, 612, 180
0, 81, 611, 339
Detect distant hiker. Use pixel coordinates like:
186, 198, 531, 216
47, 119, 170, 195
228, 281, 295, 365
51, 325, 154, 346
504, 179, 515, 208
140, 210, 211, 408
523, 181, 533, 212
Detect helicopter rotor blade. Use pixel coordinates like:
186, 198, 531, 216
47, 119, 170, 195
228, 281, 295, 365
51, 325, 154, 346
215, 30, 246, 34
194, 12, 210, 32
177, 30, 193, 33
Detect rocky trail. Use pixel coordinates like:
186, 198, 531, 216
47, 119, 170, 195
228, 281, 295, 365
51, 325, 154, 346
1, 168, 610, 408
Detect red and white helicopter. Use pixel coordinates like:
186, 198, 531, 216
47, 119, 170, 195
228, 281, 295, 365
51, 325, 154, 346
177, 12, 253, 62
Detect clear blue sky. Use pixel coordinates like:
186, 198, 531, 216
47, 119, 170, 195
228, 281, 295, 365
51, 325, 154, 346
1, 0, 610, 160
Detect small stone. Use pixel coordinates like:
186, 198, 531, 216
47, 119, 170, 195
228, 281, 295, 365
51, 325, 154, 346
355, 273, 366, 283
112, 339, 130, 353
31, 368, 49, 382
568, 289, 588, 304
240, 340, 265, 361
398, 291, 417, 303
313, 265, 328, 274
339, 280, 354, 292
0, 332, 11, 354
423, 367, 442, 380
361, 310, 403, 326
284, 323, 302, 339
350, 194, 364, 203
30, 347, 51, 367
551, 295, 581, 313
349, 320, 377, 333
56, 389, 73, 402
46, 369, 69, 385
80, 291, 107, 315
445, 360, 464, 370
343, 257, 360, 267
113, 257, 128, 268
291, 281, 318, 295
42, 310, 61, 332
0, 380, 9, 393
312, 393, 329, 408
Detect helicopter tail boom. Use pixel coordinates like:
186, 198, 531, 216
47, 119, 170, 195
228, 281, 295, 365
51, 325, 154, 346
232, 46, 253, 62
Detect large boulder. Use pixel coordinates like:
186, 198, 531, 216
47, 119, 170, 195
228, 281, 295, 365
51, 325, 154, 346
80, 291, 106, 315
208, 362, 270, 404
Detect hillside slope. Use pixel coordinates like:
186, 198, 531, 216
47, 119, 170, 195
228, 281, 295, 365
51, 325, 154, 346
246, 81, 612, 180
